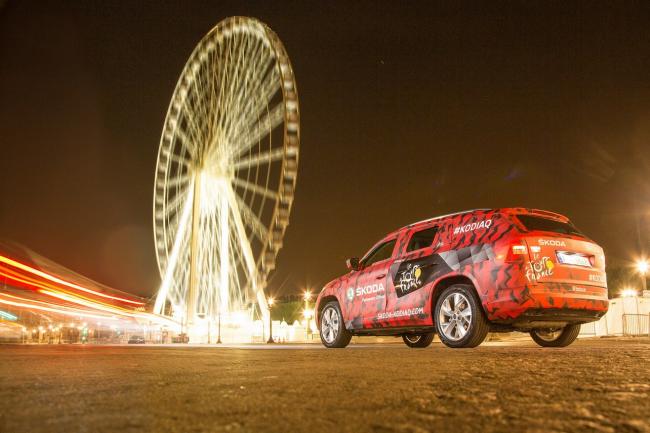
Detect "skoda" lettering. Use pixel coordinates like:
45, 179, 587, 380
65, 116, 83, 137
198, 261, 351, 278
352, 283, 385, 297
539, 239, 567, 247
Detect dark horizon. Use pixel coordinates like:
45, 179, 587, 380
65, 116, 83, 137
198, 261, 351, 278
1, 1, 649, 298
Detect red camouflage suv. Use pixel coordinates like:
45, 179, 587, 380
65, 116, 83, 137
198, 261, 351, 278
315, 208, 608, 349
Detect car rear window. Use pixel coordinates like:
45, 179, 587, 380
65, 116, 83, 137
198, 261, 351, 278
406, 226, 439, 252
516, 215, 583, 236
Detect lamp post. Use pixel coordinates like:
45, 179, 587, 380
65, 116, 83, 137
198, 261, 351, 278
303, 290, 312, 338
636, 259, 648, 293
216, 309, 222, 344
267, 298, 275, 344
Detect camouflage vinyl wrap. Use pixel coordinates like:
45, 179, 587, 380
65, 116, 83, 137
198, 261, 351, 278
316, 208, 608, 332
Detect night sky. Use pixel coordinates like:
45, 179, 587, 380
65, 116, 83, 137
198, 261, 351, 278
1, 1, 649, 298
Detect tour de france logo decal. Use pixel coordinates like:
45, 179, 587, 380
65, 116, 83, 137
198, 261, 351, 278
395, 263, 422, 296
525, 256, 555, 282
392, 256, 441, 298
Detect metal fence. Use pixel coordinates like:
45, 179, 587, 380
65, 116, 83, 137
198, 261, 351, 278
622, 314, 650, 336
579, 321, 597, 336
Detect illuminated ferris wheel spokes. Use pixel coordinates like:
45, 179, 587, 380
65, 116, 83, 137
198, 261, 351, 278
152, 17, 299, 329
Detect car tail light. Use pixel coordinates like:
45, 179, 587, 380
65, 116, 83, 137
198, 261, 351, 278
511, 245, 528, 255
505, 244, 529, 262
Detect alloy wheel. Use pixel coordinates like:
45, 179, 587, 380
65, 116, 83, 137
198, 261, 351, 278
438, 292, 472, 341
321, 307, 340, 344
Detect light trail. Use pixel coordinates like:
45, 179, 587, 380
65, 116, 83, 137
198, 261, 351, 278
0, 255, 180, 330
0, 267, 144, 315
0, 292, 121, 321
0, 255, 144, 306
0, 309, 17, 320
37, 289, 172, 325
0, 266, 54, 292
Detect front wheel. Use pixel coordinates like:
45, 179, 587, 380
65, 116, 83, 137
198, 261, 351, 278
319, 301, 352, 348
402, 333, 435, 348
434, 284, 489, 348
530, 324, 581, 347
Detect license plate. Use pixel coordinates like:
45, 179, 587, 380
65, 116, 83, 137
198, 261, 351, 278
556, 251, 591, 267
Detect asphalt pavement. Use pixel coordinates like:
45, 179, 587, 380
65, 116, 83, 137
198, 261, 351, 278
1, 338, 649, 433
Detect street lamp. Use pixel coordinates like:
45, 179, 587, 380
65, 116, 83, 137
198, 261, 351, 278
636, 259, 648, 293
267, 297, 275, 344
216, 309, 222, 344
303, 290, 312, 338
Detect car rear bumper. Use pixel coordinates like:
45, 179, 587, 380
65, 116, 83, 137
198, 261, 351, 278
506, 308, 605, 328
485, 282, 608, 325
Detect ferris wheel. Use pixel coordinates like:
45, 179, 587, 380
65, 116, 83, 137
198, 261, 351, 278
152, 17, 299, 325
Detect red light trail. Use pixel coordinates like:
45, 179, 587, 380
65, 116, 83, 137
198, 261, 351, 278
0, 255, 144, 305
0, 254, 178, 328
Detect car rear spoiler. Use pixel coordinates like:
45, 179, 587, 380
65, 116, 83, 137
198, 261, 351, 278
505, 208, 569, 222
528, 209, 569, 222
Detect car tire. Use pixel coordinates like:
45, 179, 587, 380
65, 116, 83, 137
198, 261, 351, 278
434, 284, 489, 348
402, 333, 435, 348
530, 324, 581, 347
319, 301, 352, 348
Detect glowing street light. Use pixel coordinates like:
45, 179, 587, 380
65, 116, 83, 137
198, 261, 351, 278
267, 298, 275, 344
621, 288, 638, 298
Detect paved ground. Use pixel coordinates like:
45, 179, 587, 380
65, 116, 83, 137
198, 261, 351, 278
0, 338, 649, 433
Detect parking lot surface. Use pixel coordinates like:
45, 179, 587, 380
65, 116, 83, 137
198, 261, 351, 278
1, 338, 649, 433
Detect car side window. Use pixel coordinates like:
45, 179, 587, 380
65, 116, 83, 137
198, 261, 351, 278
406, 226, 438, 253
362, 239, 396, 267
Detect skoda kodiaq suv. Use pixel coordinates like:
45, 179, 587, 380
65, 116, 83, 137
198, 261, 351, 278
315, 208, 608, 349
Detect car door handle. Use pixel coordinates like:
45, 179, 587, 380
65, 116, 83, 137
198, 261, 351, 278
376, 274, 386, 279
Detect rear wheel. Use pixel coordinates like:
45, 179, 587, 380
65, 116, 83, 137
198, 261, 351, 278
402, 333, 435, 348
319, 301, 352, 348
434, 284, 489, 348
530, 324, 581, 347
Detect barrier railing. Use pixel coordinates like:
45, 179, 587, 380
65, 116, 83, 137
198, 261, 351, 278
622, 314, 650, 336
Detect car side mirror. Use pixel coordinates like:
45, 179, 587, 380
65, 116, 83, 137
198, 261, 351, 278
346, 257, 360, 271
